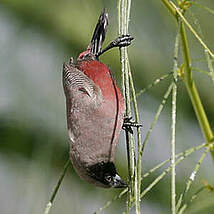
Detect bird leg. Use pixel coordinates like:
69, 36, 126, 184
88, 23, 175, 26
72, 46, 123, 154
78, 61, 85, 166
122, 116, 142, 134
96, 34, 134, 58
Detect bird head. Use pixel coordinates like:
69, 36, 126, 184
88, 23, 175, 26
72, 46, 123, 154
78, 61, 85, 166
88, 161, 127, 188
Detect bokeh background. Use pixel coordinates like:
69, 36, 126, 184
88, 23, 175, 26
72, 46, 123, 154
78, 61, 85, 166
0, 0, 214, 213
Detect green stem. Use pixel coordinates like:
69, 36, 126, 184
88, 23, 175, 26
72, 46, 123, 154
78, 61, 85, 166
141, 83, 173, 156
140, 143, 204, 199
118, 0, 135, 213
128, 62, 142, 214
94, 188, 128, 214
143, 142, 206, 179
135, 72, 172, 98
93, 142, 206, 214
44, 160, 70, 214
177, 147, 209, 213
161, 0, 176, 16
170, 2, 214, 59
171, 27, 179, 214
180, 22, 214, 151
160, 0, 214, 160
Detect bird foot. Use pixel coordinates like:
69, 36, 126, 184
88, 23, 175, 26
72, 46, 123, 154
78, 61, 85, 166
111, 34, 134, 48
122, 116, 142, 134
96, 34, 134, 58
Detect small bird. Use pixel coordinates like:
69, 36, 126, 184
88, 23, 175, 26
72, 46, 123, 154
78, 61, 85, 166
63, 11, 134, 188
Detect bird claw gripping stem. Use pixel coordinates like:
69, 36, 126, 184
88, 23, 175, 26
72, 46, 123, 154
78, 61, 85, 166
112, 34, 134, 48
96, 34, 134, 58
122, 116, 142, 134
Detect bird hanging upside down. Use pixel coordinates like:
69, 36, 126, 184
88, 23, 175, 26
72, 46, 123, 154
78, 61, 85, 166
63, 10, 134, 188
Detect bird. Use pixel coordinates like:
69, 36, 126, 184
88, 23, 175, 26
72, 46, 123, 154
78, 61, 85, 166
62, 10, 134, 188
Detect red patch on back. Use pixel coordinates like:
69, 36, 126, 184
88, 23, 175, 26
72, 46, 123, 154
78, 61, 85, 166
77, 60, 125, 116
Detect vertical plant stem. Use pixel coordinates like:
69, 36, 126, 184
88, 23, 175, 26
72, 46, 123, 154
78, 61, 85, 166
128, 63, 142, 214
180, 22, 214, 156
118, 0, 135, 213
171, 29, 179, 214
171, 80, 177, 214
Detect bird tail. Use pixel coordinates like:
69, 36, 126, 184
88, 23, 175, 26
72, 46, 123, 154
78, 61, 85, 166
89, 9, 108, 56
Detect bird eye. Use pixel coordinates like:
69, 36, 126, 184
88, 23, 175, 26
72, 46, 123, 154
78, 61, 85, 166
105, 175, 112, 182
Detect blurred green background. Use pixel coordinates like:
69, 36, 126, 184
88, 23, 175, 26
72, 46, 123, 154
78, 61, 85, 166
0, 0, 214, 213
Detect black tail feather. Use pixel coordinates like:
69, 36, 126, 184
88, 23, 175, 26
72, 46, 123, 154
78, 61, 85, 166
90, 10, 108, 55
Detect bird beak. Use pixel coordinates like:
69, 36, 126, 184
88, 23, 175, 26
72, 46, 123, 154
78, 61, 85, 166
89, 10, 109, 56
111, 174, 127, 188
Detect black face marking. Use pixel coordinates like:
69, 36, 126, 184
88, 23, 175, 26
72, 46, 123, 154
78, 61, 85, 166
87, 162, 117, 186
